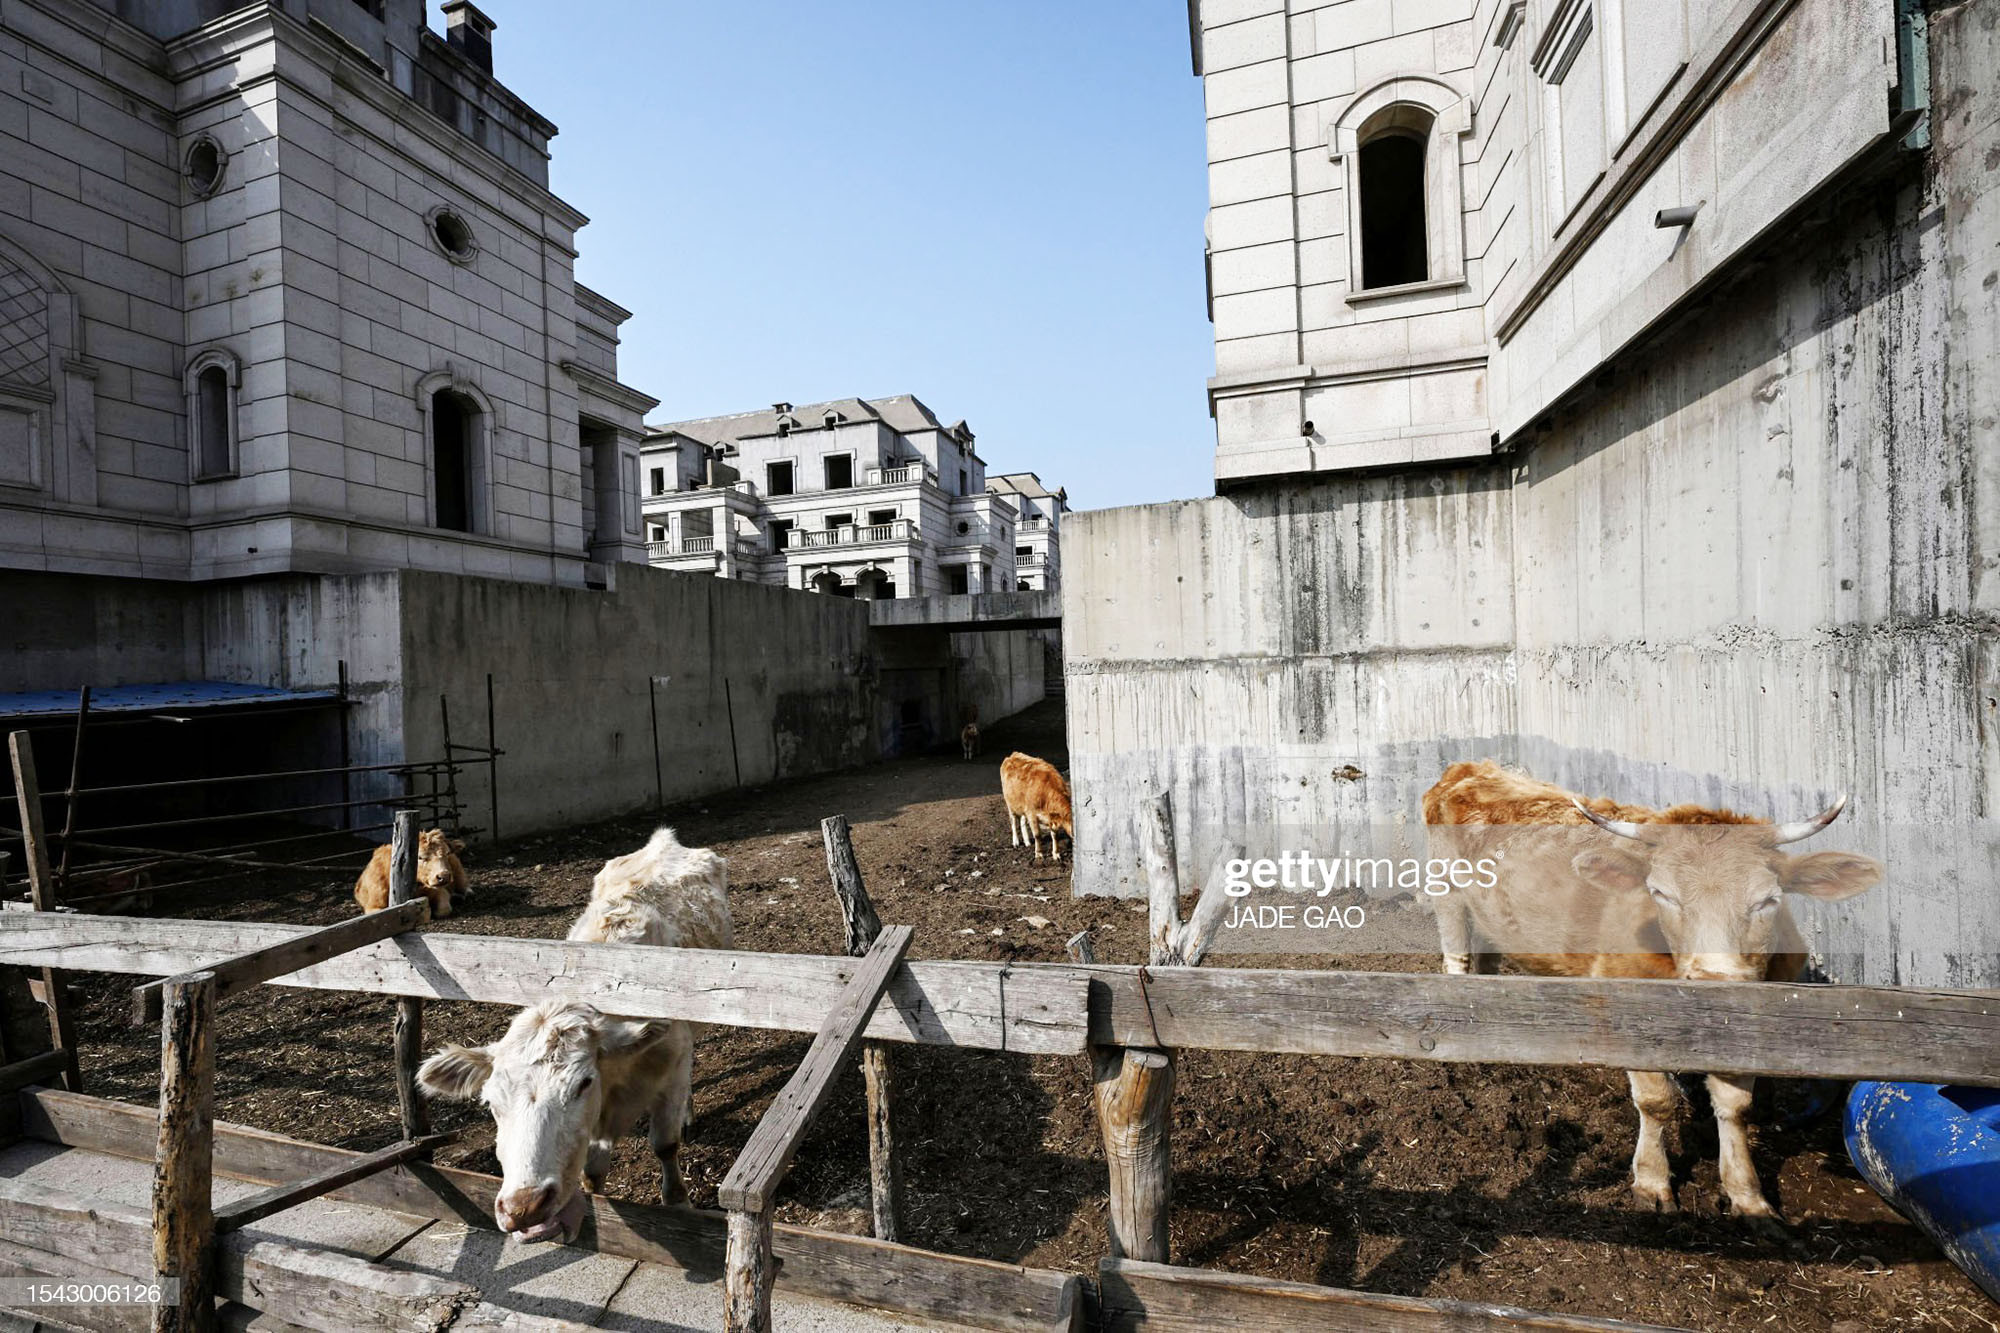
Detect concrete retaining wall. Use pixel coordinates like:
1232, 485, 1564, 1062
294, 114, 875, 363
397, 564, 880, 835
4, 563, 1051, 841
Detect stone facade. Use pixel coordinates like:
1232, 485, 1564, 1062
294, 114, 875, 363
1199, 0, 1917, 482
0, 0, 654, 586
640, 396, 1065, 598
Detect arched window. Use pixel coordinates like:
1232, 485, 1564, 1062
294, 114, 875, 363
1329, 77, 1472, 302
417, 371, 495, 535
184, 349, 241, 481
431, 388, 477, 532
1357, 125, 1429, 289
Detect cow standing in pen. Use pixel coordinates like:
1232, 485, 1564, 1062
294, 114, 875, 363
1424, 759, 1881, 1226
1001, 751, 1073, 862
417, 827, 733, 1243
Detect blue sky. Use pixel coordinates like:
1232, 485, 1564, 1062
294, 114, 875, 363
474, 1, 1215, 512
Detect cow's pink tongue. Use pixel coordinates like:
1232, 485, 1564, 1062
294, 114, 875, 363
511, 1192, 589, 1245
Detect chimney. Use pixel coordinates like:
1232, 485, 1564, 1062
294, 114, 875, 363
441, 1, 496, 74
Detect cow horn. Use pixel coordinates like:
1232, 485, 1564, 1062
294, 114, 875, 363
1770, 794, 1847, 845
1572, 797, 1649, 840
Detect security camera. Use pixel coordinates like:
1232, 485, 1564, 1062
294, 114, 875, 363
1301, 420, 1315, 437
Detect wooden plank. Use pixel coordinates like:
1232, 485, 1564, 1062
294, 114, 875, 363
152, 973, 215, 1333
9, 731, 81, 1093
0, 1048, 69, 1093
385, 814, 429, 1143
0, 1179, 594, 1333
1056, 964, 2000, 1083
1097, 1258, 1687, 1332
720, 925, 914, 1214
20, 1090, 1084, 1333
129, 903, 429, 1026
821, 813, 901, 1243
0, 913, 1086, 1056
212, 1133, 456, 1233
0, 1239, 301, 1333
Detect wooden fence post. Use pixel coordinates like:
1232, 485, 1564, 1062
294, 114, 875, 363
388, 812, 430, 1141
721, 926, 914, 1333
1086, 791, 1241, 1264
9, 731, 81, 1092
820, 814, 901, 1243
152, 971, 215, 1333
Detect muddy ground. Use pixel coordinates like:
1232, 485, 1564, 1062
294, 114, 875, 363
59, 700, 1996, 1331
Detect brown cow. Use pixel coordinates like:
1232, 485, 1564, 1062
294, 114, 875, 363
1000, 752, 1072, 862
354, 828, 467, 918
961, 721, 982, 759
1424, 759, 1881, 1225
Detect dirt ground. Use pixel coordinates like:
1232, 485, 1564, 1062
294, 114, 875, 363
60, 699, 1997, 1332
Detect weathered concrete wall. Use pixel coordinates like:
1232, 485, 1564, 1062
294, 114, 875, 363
874, 623, 1050, 757
1068, 4, 2000, 986
1065, 477, 1518, 898
397, 564, 878, 835
951, 629, 1050, 734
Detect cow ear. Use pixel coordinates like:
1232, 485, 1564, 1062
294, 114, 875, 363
417, 1044, 493, 1100
449, 838, 467, 853
1571, 847, 1648, 892
1781, 851, 1882, 901
597, 1020, 670, 1060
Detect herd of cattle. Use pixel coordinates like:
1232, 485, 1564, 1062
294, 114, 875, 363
346, 753, 1879, 1242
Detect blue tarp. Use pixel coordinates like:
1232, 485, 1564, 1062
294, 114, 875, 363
0, 681, 343, 722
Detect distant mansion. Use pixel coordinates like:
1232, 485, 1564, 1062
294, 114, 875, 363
640, 396, 1067, 598
0, 0, 654, 587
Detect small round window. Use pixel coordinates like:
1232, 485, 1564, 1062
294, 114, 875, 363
428, 207, 478, 264
184, 135, 226, 197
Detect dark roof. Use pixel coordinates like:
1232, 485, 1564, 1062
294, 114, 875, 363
0, 681, 344, 725
645, 394, 949, 447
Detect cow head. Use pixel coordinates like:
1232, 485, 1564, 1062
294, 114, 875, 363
1571, 797, 1881, 980
416, 829, 463, 885
417, 1002, 669, 1242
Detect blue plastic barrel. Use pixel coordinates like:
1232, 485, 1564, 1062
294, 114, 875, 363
1845, 1080, 2000, 1302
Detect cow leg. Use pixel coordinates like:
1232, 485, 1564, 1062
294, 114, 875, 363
1046, 826, 1060, 862
1708, 1073, 1781, 1225
1433, 894, 1476, 975
586, 1139, 613, 1193
1627, 1070, 1679, 1212
1009, 811, 1022, 848
649, 1028, 696, 1207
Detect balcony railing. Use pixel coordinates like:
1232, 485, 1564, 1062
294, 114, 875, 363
865, 463, 937, 487
788, 519, 918, 551
647, 535, 720, 559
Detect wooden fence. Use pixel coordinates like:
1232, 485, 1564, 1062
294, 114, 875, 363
1, 787, 1998, 1330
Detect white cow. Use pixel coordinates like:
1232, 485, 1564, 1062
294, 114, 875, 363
417, 827, 733, 1243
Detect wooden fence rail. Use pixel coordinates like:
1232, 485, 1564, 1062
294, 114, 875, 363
6, 912, 1999, 1084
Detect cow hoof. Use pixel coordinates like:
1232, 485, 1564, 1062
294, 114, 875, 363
1725, 1202, 1788, 1236
1632, 1181, 1677, 1213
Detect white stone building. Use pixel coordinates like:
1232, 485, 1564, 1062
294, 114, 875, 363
1193, 0, 1923, 483
987, 472, 1067, 592
640, 396, 1063, 599
0, 0, 655, 587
